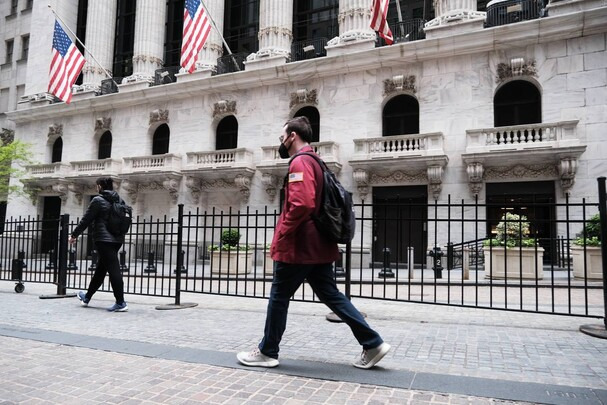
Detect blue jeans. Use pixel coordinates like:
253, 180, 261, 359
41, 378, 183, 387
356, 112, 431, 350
259, 261, 383, 359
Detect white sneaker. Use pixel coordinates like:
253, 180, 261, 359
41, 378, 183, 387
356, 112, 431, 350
353, 342, 391, 369
237, 348, 279, 368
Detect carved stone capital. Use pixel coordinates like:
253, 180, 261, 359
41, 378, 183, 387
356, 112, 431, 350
289, 89, 318, 109
235, 175, 252, 203
185, 177, 202, 203
466, 162, 485, 196
121, 180, 139, 204
383, 75, 416, 96
95, 117, 112, 131
213, 100, 237, 118
496, 59, 537, 84
149, 109, 169, 125
427, 166, 444, 200
68, 183, 84, 204
261, 173, 278, 201
162, 178, 181, 204
352, 169, 369, 200
559, 157, 578, 196
48, 124, 63, 139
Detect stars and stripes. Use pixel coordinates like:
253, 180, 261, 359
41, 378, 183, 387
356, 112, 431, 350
180, 0, 212, 73
48, 20, 86, 104
370, 0, 393, 45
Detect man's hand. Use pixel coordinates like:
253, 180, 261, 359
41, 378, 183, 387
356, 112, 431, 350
68, 236, 77, 245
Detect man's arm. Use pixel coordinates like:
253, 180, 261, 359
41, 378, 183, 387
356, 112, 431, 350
278, 156, 318, 236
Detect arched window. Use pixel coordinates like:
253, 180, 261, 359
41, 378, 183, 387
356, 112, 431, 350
216, 116, 238, 150
51, 137, 63, 163
152, 124, 170, 155
494, 80, 541, 127
98, 131, 112, 159
382, 95, 420, 136
294, 106, 320, 143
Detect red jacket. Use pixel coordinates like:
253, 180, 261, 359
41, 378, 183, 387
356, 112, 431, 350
270, 146, 339, 264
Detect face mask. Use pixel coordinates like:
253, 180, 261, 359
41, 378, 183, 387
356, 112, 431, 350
278, 142, 290, 159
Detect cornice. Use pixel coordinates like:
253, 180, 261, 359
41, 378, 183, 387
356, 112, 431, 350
6, 7, 606, 124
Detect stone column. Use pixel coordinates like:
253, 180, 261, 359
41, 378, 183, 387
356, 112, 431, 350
79, 0, 117, 91
125, 0, 167, 83
194, 0, 224, 74
325, 0, 376, 57
424, 0, 485, 39
245, 0, 292, 70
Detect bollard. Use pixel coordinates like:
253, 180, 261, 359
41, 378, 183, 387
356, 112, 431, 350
144, 251, 157, 273
378, 247, 395, 278
67, 246, 78, 271
428, 246, 444, 279
119, 249, 129, 272
334, 248, 345, 278
45, 249, 56, 270
88, 250, 98, 272
173, 250, 187, 274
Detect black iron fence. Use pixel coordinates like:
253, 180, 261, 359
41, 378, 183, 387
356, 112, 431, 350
2, 179, 606, 320
485, 0, 544, 27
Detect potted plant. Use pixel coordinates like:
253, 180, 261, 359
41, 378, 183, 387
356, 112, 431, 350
208, 229, 252, 275
571, 214, 602, 280
484, 213, 544, 279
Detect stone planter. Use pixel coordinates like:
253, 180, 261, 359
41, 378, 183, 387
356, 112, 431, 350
264, 252, 274, 275
485, 247, 545, 280
571, 246, 603, 280
210, 251, 252, 274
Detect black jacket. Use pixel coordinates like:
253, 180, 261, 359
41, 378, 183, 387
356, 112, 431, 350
71, 190, 125, 244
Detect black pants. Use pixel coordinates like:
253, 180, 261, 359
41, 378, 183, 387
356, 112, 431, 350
86, 242, 124, 304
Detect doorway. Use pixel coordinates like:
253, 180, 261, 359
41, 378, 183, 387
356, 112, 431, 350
373, 185, 427, 265
486, 181, 556, 264
41, 196, 61, 253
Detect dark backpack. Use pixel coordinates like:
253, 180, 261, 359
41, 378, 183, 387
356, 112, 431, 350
290, 152, 356, 244
105, 199, 133, 237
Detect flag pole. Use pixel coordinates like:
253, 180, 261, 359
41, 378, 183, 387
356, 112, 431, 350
47, 4, 119, 88
199, 0, 240, 72
394, 1, 405, 39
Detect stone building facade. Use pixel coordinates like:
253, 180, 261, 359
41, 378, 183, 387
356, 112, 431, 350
3, 0, 607, 264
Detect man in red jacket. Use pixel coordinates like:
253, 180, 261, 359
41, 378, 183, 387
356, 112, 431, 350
237, 116, 390, 369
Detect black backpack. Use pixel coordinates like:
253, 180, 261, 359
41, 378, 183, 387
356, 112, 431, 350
290, 152, 356, 244
105, 198, 133, 237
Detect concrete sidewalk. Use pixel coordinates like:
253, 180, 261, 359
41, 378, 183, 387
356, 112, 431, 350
0, 281, 606, 404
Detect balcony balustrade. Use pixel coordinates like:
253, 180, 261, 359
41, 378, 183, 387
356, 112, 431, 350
184, 148, 255, 178
25, 162, 71, 178
70, 158, 122, 177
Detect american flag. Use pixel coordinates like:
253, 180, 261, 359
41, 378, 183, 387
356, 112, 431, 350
180, 0, 212, 73
48, 20, 86, 104
370, 0, 393, 45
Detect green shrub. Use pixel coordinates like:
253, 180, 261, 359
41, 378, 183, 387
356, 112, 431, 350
484, 213, 537, 248
574, 214, 601, 246
208, 228, 250, 251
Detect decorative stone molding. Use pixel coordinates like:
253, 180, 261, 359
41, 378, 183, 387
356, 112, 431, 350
205, 43, 224, 54
149, 109, 169, 125
52, 183, 69, 205
95, 117, 112, 131
213, 100, 237, 118
82, 66, 108, 76
48, 124, 63, 139
383, 75, 416, 96
352, 169, 369, 200
466, 162, 485, 195
485, 164, 558, 180
133, 54, 163, 66
496, 59, 537, 84
199, 174, 253, 203
427, 166, 444, 200
337, 8, 369, 23
121, 180, 139, 204
185, 177, 202, 203
68, 183, 84, 204
162, 178, 180, 203
369, 170, 428, 184
558, 157, 578, 196
258, 26, 293, 40
235, 175, 251, 202
289, 89, 318, 108
261, 173, 279, 201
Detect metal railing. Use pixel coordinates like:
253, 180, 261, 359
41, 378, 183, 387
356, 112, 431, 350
216, 53, 247, 75
485, 0, 544, 27
2, 178, 606, 320
290, 38, 328, 62
390, 19, 426, 43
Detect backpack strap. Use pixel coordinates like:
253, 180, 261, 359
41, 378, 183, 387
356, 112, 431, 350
285, 151, 325, 215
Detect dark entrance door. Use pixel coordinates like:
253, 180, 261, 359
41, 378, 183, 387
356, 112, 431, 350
486, 181, 556, 264
373, 186, 427, 265
41, 196, 61, 253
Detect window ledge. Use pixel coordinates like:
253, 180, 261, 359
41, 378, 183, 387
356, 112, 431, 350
21, 7, 32, 14
0, 62, 13, 69
16, 58, 27, 64
5, 13, 17, 20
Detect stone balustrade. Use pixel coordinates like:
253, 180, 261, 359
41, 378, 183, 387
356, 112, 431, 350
122, 153, 182, 173
70, 158, 122, 176
465, 120, 580, 153
26, 162, 71, 177
186, 148, 254, 169
352, 132, 445, 158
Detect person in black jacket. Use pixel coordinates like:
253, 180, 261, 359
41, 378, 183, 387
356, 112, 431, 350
69, 177, 128, 312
